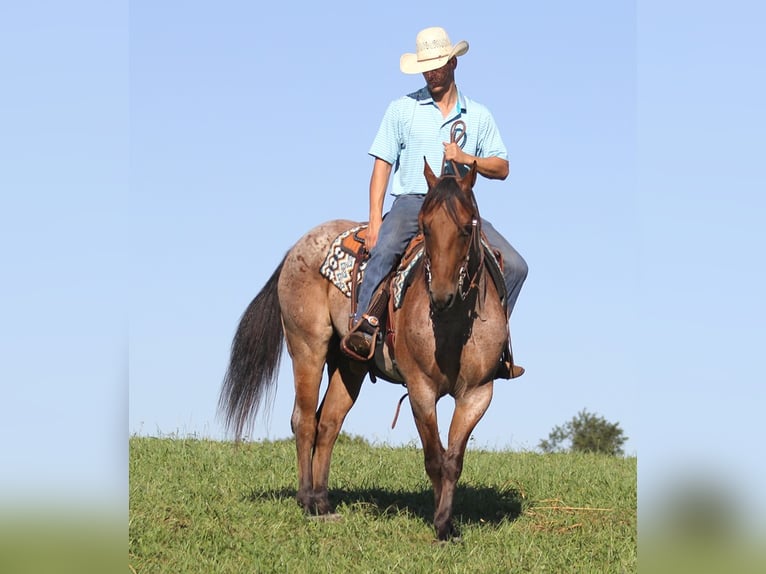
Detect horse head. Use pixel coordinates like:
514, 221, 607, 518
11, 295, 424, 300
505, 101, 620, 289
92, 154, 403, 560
419, 159, 482, 312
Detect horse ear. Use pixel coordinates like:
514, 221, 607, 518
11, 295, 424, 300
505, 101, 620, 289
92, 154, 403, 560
423, 157, 439, 190
459, 161, 478, 193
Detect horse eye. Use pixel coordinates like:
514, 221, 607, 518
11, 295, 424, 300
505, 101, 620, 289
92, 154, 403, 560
422, 225, 430, 237
461, 225, 472, 236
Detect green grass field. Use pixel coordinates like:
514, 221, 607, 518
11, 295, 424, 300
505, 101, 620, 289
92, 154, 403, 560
129, 435, 636, 573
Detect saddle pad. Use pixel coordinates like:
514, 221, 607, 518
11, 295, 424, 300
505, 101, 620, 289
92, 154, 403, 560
319, 225, 367, 298
392, 249, 424, 309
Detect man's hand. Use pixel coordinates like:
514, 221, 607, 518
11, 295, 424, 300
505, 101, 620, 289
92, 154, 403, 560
443, 141, 467, 165
365, 217, 382, 251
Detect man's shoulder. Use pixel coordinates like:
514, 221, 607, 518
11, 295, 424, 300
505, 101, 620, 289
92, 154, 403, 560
385, 87, 429, 110
461, 93, 493, 116
405, 86, 431, 102
380, 89, 427, 120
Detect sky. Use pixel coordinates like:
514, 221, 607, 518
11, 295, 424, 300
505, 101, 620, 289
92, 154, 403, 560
128, 1, 638, 452
1, 0, 764, 534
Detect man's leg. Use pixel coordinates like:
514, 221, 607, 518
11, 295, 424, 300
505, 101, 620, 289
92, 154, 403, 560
481, 219, 528, 315
482, 219, 528, 378
342, 195, 424, 360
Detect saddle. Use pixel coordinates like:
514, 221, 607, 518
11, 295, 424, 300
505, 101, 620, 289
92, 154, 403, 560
320, 224, 509, 384
319, 224, 424, 322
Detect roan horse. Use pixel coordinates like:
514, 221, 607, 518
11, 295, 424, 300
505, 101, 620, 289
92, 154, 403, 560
219, 160, 508, 541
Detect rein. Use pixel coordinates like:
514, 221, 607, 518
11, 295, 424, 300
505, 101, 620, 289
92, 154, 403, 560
458, 217, 484, 300
461, 180, 485, 300
441, 120, 466, 177
425, 119, 485, 303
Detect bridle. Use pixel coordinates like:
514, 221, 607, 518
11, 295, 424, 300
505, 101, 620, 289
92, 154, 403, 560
424, 212, 484, 301
425, 120, 485, 303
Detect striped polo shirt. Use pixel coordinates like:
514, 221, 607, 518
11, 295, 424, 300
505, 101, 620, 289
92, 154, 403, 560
369, 86, 508, 196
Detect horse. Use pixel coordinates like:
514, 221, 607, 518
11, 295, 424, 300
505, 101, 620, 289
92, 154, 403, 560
219, 159, 509, 541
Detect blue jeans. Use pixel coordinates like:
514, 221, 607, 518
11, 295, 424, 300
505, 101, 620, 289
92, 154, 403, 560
355, 194, 528, 321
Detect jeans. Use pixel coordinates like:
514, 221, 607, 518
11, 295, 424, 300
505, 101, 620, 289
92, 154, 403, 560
354, 194, 528, 321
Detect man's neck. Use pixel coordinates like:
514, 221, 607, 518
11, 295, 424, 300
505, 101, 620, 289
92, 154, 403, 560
430, 83, 458, 118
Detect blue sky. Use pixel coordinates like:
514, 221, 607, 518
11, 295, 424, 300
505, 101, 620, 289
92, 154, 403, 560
1, 0, 764, 530
129, 1, 639, 456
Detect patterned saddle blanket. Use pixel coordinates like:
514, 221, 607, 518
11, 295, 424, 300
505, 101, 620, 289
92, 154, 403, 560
318, 224, 369, 298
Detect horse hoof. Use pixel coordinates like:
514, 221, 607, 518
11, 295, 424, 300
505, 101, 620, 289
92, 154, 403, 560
434, 522, 462, 543
432, 535, 462, 545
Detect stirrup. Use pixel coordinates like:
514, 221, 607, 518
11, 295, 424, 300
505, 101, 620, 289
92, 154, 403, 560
340, 315, 379, 361
496, 342, 524, 379
495, 359, 524, 380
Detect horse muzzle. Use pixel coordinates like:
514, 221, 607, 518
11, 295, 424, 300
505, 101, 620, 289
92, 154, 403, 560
429, 289, 456, 312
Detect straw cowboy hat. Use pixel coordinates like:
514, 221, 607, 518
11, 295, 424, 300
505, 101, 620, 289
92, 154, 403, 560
400, 27, 469, 74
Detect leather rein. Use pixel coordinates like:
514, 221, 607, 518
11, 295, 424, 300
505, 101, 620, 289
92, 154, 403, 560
426, 120, 485, 302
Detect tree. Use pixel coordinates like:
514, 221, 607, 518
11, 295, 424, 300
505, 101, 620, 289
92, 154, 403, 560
539, 409, 627, 456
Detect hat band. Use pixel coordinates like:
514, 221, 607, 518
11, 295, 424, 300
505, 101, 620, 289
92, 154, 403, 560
417, 52, 450, 63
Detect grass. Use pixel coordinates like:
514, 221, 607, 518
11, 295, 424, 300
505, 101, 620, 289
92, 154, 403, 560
129, 434, 636, 573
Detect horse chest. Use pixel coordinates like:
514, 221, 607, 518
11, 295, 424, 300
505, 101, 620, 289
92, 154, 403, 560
394, 301, 505, 390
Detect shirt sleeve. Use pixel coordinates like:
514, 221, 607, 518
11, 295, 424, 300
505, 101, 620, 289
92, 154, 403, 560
368, 99, 403, 165
476, 108, 508, 161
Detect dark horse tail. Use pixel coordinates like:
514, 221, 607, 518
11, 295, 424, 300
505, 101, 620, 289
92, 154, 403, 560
219, 257, 286, 440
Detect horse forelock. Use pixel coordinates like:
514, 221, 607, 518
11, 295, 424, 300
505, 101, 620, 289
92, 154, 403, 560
421, 176, 478, 228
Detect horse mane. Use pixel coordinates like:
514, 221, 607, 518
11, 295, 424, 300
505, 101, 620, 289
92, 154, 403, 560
420, 175, 479, 228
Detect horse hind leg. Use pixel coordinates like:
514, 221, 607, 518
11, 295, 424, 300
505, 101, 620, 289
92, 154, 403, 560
434, 382, 494, 541
290, 361, 321, 512
286, 334, 332, 514
310, 349, 366, 515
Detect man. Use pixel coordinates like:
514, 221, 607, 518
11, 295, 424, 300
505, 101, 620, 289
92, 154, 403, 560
341, 26, 527, 378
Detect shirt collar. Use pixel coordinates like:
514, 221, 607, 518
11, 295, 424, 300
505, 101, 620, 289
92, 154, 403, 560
410, 86, 467, 114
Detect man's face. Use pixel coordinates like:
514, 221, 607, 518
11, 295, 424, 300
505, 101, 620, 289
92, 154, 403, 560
422, 58, 456, 94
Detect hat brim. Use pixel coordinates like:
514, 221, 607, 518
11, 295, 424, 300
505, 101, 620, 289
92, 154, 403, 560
399, 40, 469, 74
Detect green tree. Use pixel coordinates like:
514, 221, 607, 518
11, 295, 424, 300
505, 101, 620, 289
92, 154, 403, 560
539, 409, 627, 456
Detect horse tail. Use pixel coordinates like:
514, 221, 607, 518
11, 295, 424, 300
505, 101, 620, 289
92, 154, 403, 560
219, 256, 286, 440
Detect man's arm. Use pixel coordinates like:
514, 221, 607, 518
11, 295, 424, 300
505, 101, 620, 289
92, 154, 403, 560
365, 157, 392, 251
442, 143, 509, 180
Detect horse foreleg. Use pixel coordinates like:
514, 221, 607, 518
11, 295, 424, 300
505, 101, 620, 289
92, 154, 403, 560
408, 383, 447, 519
435, 382, 494, 541
311, 355, 365, 514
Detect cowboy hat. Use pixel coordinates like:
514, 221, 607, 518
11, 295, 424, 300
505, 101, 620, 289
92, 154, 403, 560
399, 27, 469, 74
